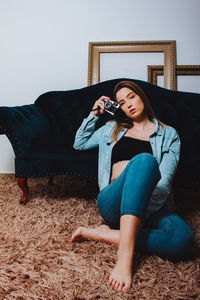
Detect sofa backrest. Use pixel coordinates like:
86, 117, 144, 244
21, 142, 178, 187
34, 78, 200, 186
1, 78, 199, 186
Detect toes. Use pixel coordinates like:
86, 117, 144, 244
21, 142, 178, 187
71, 227, 82, 241
114, 280, 124, 292
71, 231, 78, 241
113, 280, 120, 290
122, 282, 131, 293
108, 275, 113, 285
118, 281, 124, 292
109, 277, 125, 293
111, 279, 117, 288
71, 232, 76, 241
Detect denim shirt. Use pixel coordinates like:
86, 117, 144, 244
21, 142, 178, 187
73, 113, 181, 218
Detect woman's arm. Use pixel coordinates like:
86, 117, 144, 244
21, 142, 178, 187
145, 128, 181, 218
73, 113, 101, 150
73, 96, 109, 150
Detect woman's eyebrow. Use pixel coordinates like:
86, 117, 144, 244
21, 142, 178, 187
118, 92, 134, 103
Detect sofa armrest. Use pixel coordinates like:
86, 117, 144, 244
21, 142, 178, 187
0, 104, 50, 158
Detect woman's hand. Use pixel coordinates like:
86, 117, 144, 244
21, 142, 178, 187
91, 96, 110, 116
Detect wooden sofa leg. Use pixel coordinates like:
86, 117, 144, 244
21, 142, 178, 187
16, 177, 29, 204
48, 176, 54, 186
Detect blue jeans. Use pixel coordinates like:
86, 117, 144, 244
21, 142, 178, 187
97, 153, 194, 261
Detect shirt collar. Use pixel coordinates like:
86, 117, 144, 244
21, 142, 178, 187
151, 118, 163, 136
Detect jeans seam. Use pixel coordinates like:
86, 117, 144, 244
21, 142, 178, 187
121, 209, 143, 218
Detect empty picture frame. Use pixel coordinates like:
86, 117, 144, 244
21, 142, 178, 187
88, 40, 176, 90
148, 65, 200, 86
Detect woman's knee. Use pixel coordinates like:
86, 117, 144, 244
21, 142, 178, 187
128, 153, 160, 180
129, 153, 158, 168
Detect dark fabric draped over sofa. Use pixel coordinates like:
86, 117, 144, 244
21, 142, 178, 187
0, 78, 200, 187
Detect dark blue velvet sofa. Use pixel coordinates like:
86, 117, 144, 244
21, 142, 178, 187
0, 78, 200, 202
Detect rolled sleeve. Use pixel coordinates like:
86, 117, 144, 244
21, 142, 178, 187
73, 113, 102, 150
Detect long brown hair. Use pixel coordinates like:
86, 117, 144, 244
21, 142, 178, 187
111, 81, 163, 142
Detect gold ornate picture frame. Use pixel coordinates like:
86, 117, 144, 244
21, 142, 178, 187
148, 65, 200, 86
88, 40, 176, 90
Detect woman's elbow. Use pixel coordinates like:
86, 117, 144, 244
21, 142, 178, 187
73, 142, 82, 150
73, 138, 81, 150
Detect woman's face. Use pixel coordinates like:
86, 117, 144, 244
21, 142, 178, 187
116, 87, 145, 120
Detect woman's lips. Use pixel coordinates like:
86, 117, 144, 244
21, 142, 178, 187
129, 108, 136, 114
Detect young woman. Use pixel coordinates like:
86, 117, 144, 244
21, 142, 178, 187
71, 81, 194, 293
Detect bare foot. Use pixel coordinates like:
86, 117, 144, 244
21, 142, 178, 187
71, 225, 111, 242
108, 253, 133, 293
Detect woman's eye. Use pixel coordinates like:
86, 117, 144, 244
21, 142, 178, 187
120, 102, 124, 106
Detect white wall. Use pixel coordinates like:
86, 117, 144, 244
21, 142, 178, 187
0, 0, 199, 173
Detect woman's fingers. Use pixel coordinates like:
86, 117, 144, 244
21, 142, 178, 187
91, 96, 110, 116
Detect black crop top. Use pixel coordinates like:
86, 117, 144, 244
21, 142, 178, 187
111, 136, 152, 167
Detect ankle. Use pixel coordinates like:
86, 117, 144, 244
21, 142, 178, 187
117, 250, 134, 262
118, 244, 134, 256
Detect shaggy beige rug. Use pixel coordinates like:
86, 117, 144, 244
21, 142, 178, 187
0, 174, 199, 300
